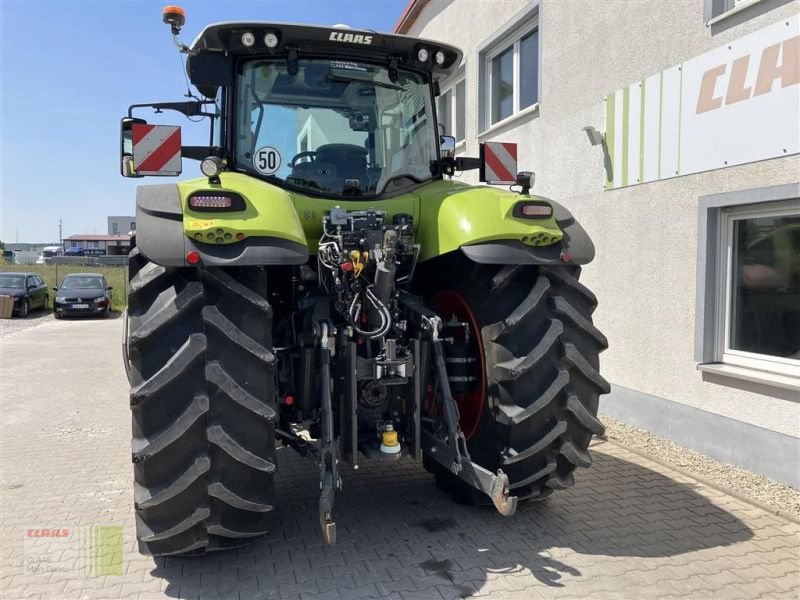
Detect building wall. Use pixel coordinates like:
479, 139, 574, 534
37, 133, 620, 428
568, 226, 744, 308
405, 1, 799, 448
107, 216, 136, 236
66, 239, 131, 255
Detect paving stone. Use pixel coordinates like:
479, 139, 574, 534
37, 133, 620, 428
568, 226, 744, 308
299, 591, 342, 600
400, 590, 446, 600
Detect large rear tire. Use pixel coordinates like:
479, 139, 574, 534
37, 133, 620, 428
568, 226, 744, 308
127, 248, 277, 556
423, 258, 609, 502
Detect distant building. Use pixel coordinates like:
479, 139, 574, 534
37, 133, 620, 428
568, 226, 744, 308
107, 216, 136, 236
64, 234, 132, 256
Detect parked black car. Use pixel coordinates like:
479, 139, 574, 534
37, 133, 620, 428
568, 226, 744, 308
53, 273, 113, 318
0, 272, 49, 317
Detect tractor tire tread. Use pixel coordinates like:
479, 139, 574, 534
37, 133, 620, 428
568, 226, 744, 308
132, 393, 210, 462
127, 252, 276, 557
424, 261, 607, 503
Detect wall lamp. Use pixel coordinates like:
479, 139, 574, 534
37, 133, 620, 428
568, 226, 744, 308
582, 126, 605, 146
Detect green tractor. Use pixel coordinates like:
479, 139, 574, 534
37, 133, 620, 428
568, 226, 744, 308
121, 6, 608, 556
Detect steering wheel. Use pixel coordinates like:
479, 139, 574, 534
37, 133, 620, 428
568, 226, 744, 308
290, 151, 317, 168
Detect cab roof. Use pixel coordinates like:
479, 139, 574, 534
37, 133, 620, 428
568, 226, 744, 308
189, 22, 463, 80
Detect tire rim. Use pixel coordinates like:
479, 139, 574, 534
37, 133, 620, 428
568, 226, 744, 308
430, 290, 486, 440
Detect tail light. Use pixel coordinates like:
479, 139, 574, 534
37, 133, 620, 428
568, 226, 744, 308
513, 201, 553, 219
188, 191, 245, 212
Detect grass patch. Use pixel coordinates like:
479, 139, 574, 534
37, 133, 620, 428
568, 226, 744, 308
1, 264, 128, 311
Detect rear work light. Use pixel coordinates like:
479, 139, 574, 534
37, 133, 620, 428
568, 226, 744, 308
190, 195, 231, 209
513, 201, 553, 219
188, 191, 245, 212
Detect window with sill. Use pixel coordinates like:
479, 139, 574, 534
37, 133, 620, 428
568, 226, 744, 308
437, 72, 466, 144
705, 0, 769, 22
717, 202, 800, 376
480, 12, 539, 131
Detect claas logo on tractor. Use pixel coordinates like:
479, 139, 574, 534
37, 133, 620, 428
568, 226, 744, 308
118, 6, 607, 557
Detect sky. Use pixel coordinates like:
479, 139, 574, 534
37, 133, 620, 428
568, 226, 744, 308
0, 0, 409, 243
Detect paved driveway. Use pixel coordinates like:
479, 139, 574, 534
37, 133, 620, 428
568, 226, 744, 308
1, 318, 798, 599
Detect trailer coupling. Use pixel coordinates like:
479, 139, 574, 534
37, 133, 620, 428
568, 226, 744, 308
311, 310, 515, 546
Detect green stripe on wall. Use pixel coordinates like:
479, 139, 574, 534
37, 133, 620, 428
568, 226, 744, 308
639, 80, 646, 183
677, 65, 683, 176
621, 86, 629, 187
658, 71, 663, 180
605, 93, 615, 189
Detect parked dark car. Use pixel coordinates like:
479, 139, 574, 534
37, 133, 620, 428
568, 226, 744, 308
53, 273, 113, 318
0, 272, 49, 317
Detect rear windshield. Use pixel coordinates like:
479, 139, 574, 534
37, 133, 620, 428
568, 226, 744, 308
61, 277, 104, 289
0, 274, 24, 289
235, 59, 437, 198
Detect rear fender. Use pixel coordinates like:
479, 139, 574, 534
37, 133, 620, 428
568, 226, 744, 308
135, 175, 309, 267
460, 199, 595, 265
417, 181, 595, 265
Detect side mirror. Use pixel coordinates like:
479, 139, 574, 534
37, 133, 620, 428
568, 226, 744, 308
52, 287, 58, 292
120, 118, 183, 177
121, 117, 145, 177
106, 286, 114, 291
439, 135, 456, 158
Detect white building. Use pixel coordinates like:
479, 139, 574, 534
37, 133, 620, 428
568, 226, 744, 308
107, 215, 136, 236
396, 0, 799, 485
64, 234, 132, 256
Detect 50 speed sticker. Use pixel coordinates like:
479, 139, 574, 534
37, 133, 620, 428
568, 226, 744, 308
253, 146, 281, 175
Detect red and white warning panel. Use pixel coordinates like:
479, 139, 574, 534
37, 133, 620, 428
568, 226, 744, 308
481, 142, 518, 185
132, 124, 182, 176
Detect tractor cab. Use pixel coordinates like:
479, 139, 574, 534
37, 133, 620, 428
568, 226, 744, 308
121, 16, 477, 197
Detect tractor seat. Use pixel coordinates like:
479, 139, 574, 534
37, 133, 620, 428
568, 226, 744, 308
315, 144, 367, 187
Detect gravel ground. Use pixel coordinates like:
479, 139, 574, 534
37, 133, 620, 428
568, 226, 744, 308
602, 415, 800, 519
0, 309, 54, 339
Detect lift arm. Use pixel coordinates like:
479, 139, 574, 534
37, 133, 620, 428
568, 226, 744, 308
419, 313, 518, 517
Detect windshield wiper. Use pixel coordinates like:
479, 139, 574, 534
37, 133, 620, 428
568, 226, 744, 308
286, 177, 324, 192
383, 173, 424, 187
376, 173, 427, 195
326, 74, 404, 91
